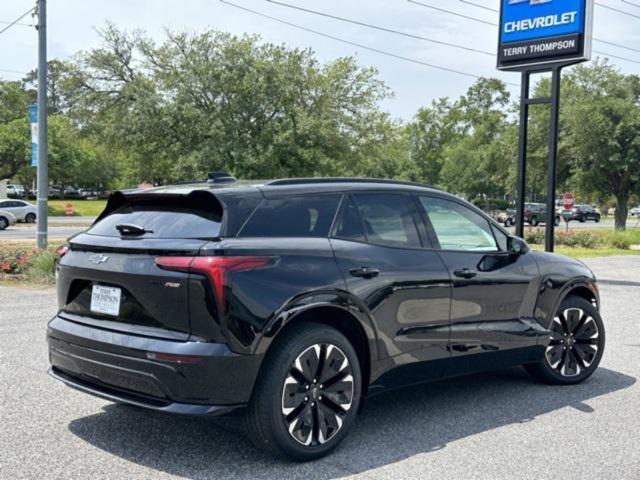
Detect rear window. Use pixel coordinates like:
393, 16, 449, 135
88, 195, 222, 239
239, 195, 341, 238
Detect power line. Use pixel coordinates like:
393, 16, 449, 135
621, 0, 640, 9
458, 0, 498, 13
219, 0, 519, 86
407, 0, 497, 26
0, 7, 36, 36
0, 68, 28, 75
410, 0, 640, 63
0, 20, 33, 27
593, 48, 640, 64
265, 0, 494, 56
595, 1, 640, 19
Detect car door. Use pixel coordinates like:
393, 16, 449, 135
330, 193, 452, 388
417, 195, 544, 372
12, 201, 27, 220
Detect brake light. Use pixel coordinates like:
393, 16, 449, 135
155, 256, 271, 313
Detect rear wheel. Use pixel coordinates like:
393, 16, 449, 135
530, 216, 539, 226
0, 216, 8, 230
246, 323, 361, 461
25, 213, 36, 223
525, 296, 605, 385
594, 214, 601, 223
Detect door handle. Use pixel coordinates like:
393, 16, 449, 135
349, 267, 380, 279
454, 268, 477, 279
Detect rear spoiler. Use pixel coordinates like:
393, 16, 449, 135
94, 190, 224, 225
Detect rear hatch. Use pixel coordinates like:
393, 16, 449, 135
57, 190, 223, 341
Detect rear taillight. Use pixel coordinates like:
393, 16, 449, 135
56, 245, 70, 259
155, 256, 271, 313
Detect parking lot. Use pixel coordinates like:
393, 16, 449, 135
1, 256, 639, 479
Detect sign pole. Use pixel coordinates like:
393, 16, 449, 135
545, 66, 562, 252
515, 71, 530, 239
36, 0, 48, 250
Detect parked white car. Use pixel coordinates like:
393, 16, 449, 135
0, 199, 37, 223
7, 184, 26, 198
0, 209, 17, 230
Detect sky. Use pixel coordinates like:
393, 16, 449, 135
1, 0, 640, 120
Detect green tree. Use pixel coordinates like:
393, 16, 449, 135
562, 62, 640, 230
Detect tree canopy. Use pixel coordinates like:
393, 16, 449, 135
1, 26, 639, 229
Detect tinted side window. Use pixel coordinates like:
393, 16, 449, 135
420, 197, 498, 252
354, 194, 421, 248
240, 195, 341, 238
333, 197, 365, 241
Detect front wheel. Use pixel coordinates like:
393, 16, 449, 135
594, 214, 601, 223
525, 296, 605, 385
246, 323, 361, 461
530, 216, 539, 226
0, 216, 8, 230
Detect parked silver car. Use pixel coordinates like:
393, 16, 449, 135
0, 209, 17, 230
0, 199, 37, 223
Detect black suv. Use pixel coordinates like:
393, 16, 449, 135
48, 178, 605, 461
566, 204, 601, 223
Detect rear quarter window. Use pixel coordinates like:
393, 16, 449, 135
239, 195, 341, 238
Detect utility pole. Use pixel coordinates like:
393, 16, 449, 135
36, 0, 48, 249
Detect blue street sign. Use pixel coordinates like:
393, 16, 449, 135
497, 0, 593, 70
29, 104, 38, 167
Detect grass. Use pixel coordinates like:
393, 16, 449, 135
530, 244, 640, 258
47, 199, 106, 217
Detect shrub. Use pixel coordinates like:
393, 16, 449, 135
556, 231, 600, 249
607, 232, 631, 250
523, 228, 545, 244
27, 249, 57, 283
0, 246, 34, 274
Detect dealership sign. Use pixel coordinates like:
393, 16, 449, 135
497, 0, 594, 70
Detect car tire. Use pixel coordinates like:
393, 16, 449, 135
25, 213, 36, 223
594, 215, 601, 223
524, 296, 605, 385
246, 322, 362, 461
0, 216, 8, 230
579, 215, 586, 223
530, 216, 539, 227
554, 216, 560, 227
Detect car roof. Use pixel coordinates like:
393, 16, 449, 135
125, 178, 445, 198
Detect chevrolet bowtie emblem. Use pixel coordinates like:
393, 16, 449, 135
89, 254, 110, 265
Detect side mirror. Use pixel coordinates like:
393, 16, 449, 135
508, 236, 530, 255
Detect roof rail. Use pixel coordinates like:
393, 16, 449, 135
266, 177, 439, 190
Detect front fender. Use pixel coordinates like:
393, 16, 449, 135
532, 252, 599, 330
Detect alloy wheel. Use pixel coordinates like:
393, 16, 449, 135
281, 343, 354, 446
546, 308, 600, 377
0, 217, 8, 230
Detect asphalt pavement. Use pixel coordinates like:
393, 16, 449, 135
1, 256, 639, 479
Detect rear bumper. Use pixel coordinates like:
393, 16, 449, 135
47, 315, 263, 415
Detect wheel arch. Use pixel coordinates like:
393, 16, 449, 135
551, 281, 600, 325
255, 299, 378, 399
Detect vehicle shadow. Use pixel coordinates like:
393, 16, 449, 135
68, 367, 635, 479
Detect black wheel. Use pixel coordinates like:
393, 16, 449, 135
554, 216, 561, 227
579, 215, 586, 223
594, 214, 601, 223
530, 216, 539, 227
25, 212, 36, 223
0, 216, 8, 230
525, 296, 605, 385
246, 322, 361, 461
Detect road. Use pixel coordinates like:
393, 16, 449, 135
0, 217, 94, 240
1, 257, 639, 479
